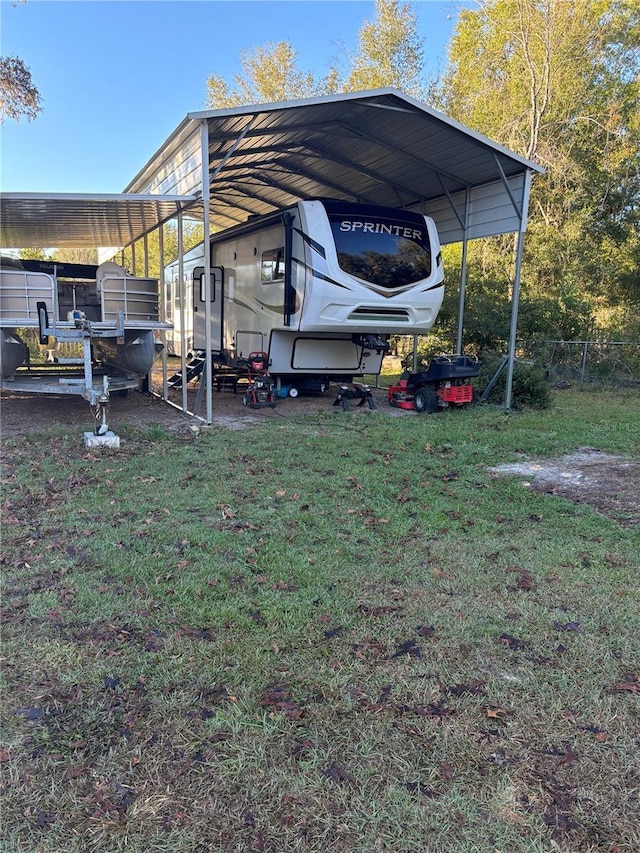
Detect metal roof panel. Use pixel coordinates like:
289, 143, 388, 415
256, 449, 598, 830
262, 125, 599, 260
3, 90, 543, 250
0, 193, 199, 249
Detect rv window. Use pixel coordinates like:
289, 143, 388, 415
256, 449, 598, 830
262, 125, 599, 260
261, 248, 285, 283
325, 203, 433, 289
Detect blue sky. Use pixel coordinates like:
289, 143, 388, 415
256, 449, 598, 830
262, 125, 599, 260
1, 1, 464, 194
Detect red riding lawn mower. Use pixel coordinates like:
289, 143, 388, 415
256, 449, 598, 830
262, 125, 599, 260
388, 355, 480, 414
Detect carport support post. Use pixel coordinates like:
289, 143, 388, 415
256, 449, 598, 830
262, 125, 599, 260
177, 212, 188, 413
159, 223, 169, 401
504, 170, 532, 412
455, 189, 471, 357
200, 119, 213, 424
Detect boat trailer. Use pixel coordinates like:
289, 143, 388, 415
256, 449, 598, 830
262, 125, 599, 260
1, 306, 144, 436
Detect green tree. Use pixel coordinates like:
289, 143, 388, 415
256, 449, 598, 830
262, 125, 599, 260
205, 2, 428, 109
437, 0, 640, 329
1, 2, 42, 123
206, 42, 335, 108
122, 220, 204, 279
0, 55, 42, 122
18, 248, 48, 261
344, 0, 425, 96
49, 248, 99, 266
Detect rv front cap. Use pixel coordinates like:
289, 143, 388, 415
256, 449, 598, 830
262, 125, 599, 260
339, 220, 423, 240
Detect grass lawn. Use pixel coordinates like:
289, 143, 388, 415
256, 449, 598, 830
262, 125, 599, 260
1, 386, 639, 852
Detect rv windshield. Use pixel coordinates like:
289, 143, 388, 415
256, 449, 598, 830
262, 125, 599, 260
324, 202, 432, 289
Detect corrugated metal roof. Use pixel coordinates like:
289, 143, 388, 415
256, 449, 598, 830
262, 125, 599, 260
0, 192, 199, 249
1, 90, 542, 250
125, 88, 543, 243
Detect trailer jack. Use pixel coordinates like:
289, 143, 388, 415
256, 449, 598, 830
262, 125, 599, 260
333, 383, 377, 412
90, 377, 110, 435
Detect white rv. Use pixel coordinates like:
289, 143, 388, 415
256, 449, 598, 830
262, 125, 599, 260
165, 199, 445, 388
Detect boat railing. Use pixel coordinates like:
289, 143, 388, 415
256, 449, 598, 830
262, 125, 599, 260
100, 275, 161, 323
1, 267, 165, 329
0, 269, 58, 326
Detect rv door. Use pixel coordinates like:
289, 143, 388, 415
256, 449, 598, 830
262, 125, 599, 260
193, 266, 224, 352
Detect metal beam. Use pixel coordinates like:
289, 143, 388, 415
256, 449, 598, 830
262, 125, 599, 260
455, 188, 472, 356
201, 117, 350, 142
206, 198, 252, 222
217, 156, 367, 203
504, 169, 533, 412
337, 120, 466, 190
208, 179, 284, 211
208, 116, 260, 180
201, 120, 214, 424
243, 166, 371, 206
433, 173, 468, 232
493, 153, 524, 220
300, 140, 424, 206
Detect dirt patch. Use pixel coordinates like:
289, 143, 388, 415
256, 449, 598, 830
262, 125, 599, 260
491, 449, 640, 528
1, 387, 194, 438
0, 381, 404, 439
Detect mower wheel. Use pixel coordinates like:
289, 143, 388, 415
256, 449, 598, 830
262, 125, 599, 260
414, 385, 438, 414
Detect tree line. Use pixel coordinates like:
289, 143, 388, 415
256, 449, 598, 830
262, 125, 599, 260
4, 0, 639, 349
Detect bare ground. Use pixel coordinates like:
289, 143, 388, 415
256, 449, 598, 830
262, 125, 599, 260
0, 380, 399, 439
1, 384, 638, 527
491, 449, 640, 528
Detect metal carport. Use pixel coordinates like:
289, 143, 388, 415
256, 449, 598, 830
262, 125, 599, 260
124, 88, 543, 420
1, 89, 543, 420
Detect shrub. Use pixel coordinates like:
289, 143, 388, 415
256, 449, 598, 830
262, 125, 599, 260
477, 349, 553, 409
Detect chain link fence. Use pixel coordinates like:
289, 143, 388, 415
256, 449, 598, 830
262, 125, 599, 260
528, 340, 640, 384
